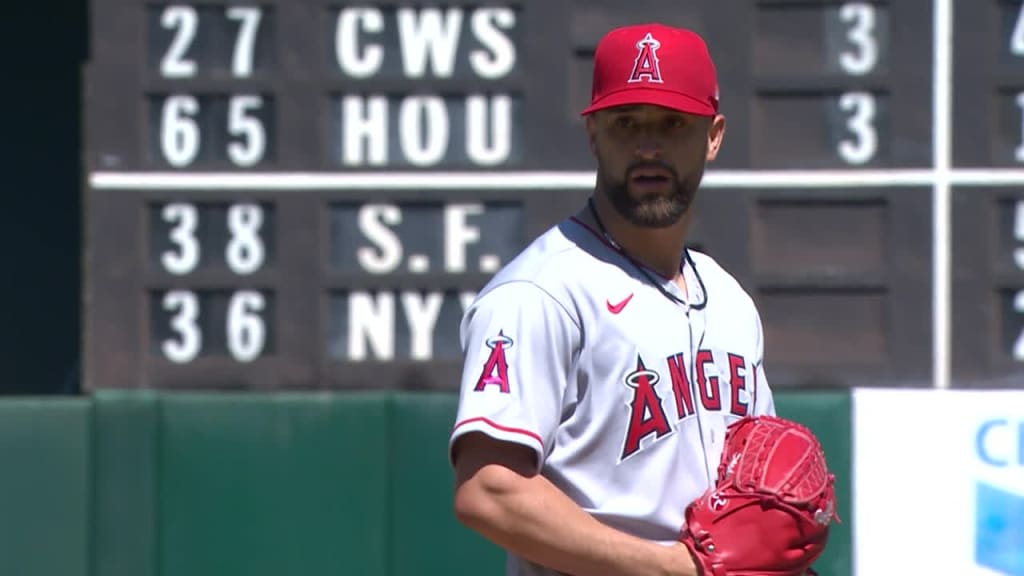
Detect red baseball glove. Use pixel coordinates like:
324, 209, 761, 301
679, 416, 839, 576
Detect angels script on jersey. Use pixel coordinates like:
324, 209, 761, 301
621, 350, 752, 461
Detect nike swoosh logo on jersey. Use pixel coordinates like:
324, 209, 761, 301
606, 293, 634, 314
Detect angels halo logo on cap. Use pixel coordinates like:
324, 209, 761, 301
628, 32, 664, 84
581, 23, 720, 117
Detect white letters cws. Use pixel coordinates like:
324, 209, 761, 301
977, 419, 1024, 467
347, 291, 477, 361
335, 7, 516, 79
357, 203, 488, 274
336, 6, 515, 167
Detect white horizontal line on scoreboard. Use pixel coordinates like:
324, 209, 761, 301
89, 169, 1024, 190
949, 169, 1024, 186
90, 171, 598, 190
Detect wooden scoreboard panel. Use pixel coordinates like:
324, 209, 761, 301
83, 0, 1024, 391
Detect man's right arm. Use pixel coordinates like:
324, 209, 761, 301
452, 432, 700, 576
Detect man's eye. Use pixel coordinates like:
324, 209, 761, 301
665, 117, 686, 129
613, 117, 634, 128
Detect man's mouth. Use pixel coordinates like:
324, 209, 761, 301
630, 168, 672, 185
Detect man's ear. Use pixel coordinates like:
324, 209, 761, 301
585, 114, 598, 156
706, 114, 726, 162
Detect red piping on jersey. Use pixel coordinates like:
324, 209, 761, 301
452, 417, 544, 448
569, 216, 675, 281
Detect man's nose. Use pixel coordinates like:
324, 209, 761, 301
630, 129, 663, 157
635, 139, 662, 160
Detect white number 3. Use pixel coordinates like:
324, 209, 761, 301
162, 290, 201, 364
838, 2, 878, 76
161, 203, 199, 275
1011, 2, 1024, 56
837, 92, 878, 165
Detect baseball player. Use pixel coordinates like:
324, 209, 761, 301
449, 23, 777, 576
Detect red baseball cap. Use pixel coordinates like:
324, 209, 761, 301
581, 23, 720, 117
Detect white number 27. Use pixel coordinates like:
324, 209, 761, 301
160, 5, 263, 78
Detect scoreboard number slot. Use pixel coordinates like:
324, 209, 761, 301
226, 95, 267, 167
158, 289, 271, 364
225, 6, 263, 78
226, 203, 266, 275
158, 94, 269, 168
161, 95, 200, 167
226, 290, 267, 363
157, 202, 269, 276
1015, 290, 1024, 362
1010, 199, 1024, 362
837, 91, 878, 165
754, 91, 886, 168
160, 5, 199, 78
162, 290, 201, 363
158, 4, 265, 79
1015, 199, 1024, 270
956, 193, 1024, 376
1012, 1, 1024, 57
755, 2, 889, 77
838, 1, 879, 76
161, 203, 200, 275
1016, 92, 1024, 163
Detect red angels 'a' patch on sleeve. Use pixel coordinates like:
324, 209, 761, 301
474, 330, 513, 393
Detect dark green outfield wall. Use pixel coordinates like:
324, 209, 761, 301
0, 391, 850, 576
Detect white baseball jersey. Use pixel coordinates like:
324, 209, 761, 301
448, 214, 776, 576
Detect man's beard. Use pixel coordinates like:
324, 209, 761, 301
599, 161, 702, 228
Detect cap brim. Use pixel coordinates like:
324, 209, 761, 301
580, 87, 717, 117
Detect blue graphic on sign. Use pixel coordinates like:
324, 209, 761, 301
975, 482, 1024, 575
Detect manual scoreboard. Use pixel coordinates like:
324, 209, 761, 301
83, 0, 1024, 390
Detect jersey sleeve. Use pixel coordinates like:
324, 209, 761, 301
448, 281, 580, 472
751, 310, 776, 417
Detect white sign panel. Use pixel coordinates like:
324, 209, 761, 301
854, 389, 1024, 576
